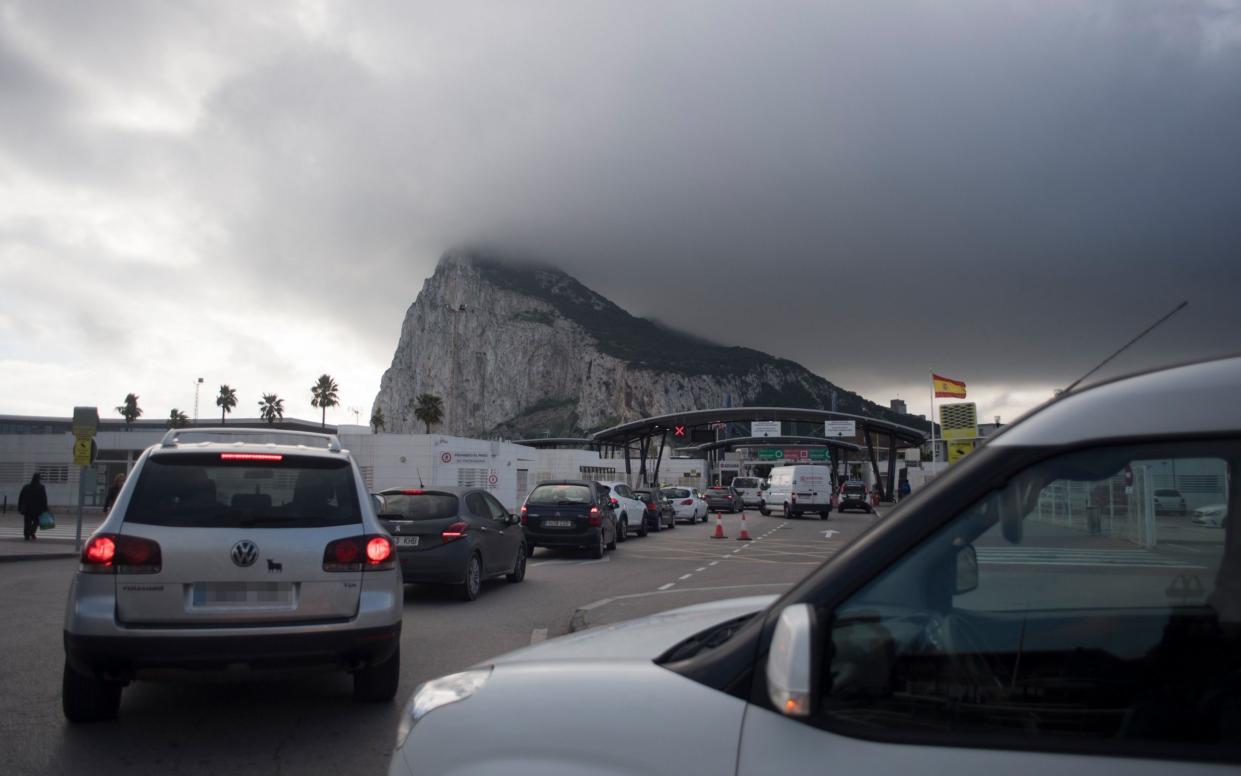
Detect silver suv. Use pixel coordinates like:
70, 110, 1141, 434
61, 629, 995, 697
62, 428, 404, 722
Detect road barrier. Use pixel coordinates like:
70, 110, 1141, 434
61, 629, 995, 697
737, 513, 752, 541
711, 513, 726, 539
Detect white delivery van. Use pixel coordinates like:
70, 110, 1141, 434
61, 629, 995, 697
730, 476, 764, 508
759, 465, 832, 519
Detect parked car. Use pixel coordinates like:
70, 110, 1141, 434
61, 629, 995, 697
634, 488, 676, 532
374, 486, 526, 601
661, 486, 708, 523
760, 464, 832, 519
730, 476, 765, 508
520, 480, 618, 558
388, 355, 1241, 776
1191, 503, 1228, 528
62, 428, 404, 722
598, 480, 650, 539
836, 479, 872, 514
1153, 487, 1187, 515
703, 484, 742, 513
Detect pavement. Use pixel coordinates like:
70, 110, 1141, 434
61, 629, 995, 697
0, 512, 102, 562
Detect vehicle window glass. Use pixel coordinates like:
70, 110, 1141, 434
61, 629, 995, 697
662, 488, 690, 499
733, 478, 759, 489
819, 441, 1237, 754
481, 493, 509, 520
125, 453, 361, 528
527, 484, 592, 504
378, 493, 458, 520
464, 492, 489, 517
614, 485, 630, 498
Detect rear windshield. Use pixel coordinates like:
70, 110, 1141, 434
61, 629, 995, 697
125, 453, 361, 528
732, 478, 759, 489
707, 486, 728, 491
378, 493, 459, 520
844, 485, 866, 495
527, 484, 593, 505
662, 488, 691, 498
634, 491, 653, 500
1155, 489, 1181, 497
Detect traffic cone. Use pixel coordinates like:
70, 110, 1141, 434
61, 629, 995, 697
737, 513, 752, 541
711, 513, 726, 539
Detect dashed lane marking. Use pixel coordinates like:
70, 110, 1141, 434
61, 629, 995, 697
658, 582, 675, 591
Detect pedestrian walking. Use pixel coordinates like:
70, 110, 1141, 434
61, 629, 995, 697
17, 472, 48, 541
898, 478, 911, 501
104, 473, 126, 512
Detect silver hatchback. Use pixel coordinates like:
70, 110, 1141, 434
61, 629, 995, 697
62, 428, 404, 722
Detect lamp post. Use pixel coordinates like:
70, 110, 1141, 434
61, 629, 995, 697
193, 377, 204, 423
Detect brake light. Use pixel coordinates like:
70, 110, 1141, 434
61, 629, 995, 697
647, 502, 657, 510
588, 505, 601, 526
441, 521, 468, 543
220, 453, 283, 462
681, 499, 693, 505
610, 498, 619, 508
323, 535, 396, 571
519, 505, 528, 525
401, 489, 425, 495
80, 534, 161, 574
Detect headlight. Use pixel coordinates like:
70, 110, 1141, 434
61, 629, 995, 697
396, 668, 492, 749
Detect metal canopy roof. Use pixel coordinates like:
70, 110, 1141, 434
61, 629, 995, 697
511, 437, 599, 449
591, 407, 926, 447
681, 435, 862, 455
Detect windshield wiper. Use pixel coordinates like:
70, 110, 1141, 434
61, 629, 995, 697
237, 516, 293, 527
658, 614, 757, 663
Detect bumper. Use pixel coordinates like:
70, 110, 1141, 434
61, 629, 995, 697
525, 526, 602, 549
838, 498, 869, 511
397, 539, 471, 584
65, 622, 401, 679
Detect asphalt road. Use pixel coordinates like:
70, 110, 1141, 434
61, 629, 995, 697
0, 507, 882, 776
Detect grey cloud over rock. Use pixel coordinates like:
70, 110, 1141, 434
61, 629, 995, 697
1, 1, 1239, 421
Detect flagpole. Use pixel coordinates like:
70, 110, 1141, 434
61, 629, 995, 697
929, 371, 937, 474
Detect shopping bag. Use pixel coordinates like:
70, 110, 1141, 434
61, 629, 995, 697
38, 512, 55, 530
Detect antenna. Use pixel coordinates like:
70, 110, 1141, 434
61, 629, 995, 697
1063, 300, 1188, 394
415, 465, 425, 489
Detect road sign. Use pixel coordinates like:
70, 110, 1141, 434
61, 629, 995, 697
947, 440, 974, 464
72, 406, 99, 437
751, 421, 781, 437
757, 448, 784, 461
73, 437, 93, 466
940, 402, 977, 442
824, 420, 856, 437
807, 449, 829, 461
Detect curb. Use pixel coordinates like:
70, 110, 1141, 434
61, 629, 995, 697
568, 597, 614, 632
0, 552, 78, 563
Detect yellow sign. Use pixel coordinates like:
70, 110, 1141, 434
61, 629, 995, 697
73, 437, 93, 466
947, 440, 974, 464
939, 402, 978, 442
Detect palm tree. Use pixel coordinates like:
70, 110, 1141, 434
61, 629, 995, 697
115, 393, 142, 430
166, 408, 190, 429
310, 374, 340, 429
259, 393, 285, 424
414, 393, 444, 434
370, 407, 385, 433
216, 384, 238, 424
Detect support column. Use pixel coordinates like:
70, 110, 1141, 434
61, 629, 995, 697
866, 430, 886, 500
651, 430, 668, 487
637, 435, 650, 487
624, 438, 632, 485
885, 433, 898, 502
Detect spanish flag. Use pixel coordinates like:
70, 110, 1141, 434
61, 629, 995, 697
933, 374, 967, 398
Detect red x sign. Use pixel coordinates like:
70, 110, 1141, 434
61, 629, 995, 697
673, 425, 686, 437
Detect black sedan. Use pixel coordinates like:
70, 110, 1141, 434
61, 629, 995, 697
634, 488, 676, 532
375, 486, 527, 601
703, 485, 742, 513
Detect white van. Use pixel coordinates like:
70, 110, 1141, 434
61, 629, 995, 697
759, 465, 832, 519
730, 476, 764, 508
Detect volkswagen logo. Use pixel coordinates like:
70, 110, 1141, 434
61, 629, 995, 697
231, 540, 259, 567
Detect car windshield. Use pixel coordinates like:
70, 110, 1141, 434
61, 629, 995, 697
662, 488, 691, 499
527, 484, 592, 504
377, 493, 458, 520
125, 453, 362, 528
732, 478, 759, 489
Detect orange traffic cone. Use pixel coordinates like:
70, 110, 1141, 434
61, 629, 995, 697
711, 513, 726, 539
737, 513, 752, 541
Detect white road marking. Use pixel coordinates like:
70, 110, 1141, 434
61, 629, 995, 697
678, 573, 692, 580
696, 567, 707, 572
708, 561, 719, 566
821, 529, 839, 538
530, 628, 548, 644
658, 582, 675, 590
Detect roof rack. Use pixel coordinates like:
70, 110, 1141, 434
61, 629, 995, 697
160, 427, 342, 453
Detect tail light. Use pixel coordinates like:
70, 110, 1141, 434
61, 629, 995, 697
588, 505, 601, 526
401, 489, 425, 495
681, 499, 693, 505
790, 493, 798, 504
323, 535, 396, 571
441, 521, 468, 543
610, 498, 619, 508
647, 502, 657, 510
81, 534, 162, 574
519, 505, 528, 525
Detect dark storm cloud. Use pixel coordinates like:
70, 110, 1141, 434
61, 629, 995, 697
2, 0, 1240, 418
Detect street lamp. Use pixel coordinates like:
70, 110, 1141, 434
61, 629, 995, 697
193, 377, 204, 423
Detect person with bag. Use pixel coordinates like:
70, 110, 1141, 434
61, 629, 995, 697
17, 472, 48, 541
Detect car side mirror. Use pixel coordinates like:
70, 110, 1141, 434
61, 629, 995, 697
955, 544, 979, 594
767, 603, 815, 718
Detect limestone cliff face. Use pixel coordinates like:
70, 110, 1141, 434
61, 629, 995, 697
374, 251, 925, 438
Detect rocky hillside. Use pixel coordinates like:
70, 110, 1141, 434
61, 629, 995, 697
374, 251, 929, 438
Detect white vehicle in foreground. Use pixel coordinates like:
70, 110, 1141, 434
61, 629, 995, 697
62, 428, 404, 721
389, 356, 1240, 775
759, 464, 832, 519
598, 480, 649, 539
661, 486, 708, 523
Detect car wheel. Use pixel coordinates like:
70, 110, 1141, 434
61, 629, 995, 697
62, 660, 122, 722
525, 542, 535, 558
507, 546, 527, 583
617, 517, 628, 542
459, 553, 482, 601
637, 516, 648, 537
667, 513, 676, 529
652, 513, 662, 532
593, 529, 607, 558
759, 503, 771, 516
353, 644, 400, 702
820, 511, 830, 520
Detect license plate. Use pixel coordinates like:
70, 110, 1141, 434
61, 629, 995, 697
543, 519, 573, 528
192, 582, 293, 608
395, 536, 420, 547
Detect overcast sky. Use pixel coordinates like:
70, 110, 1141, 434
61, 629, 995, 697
2, 1, 1239, 428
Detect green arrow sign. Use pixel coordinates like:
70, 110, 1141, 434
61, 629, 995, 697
757, 448, 784, 461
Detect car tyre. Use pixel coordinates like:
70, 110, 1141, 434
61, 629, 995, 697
62, 661, 122, 722
820, 511, 830, 520
459, 553, 482, 601
652, 513, 662, 532
637, 517, 648, 537
617, 517, 628, 542
525, 542, 536, 558
353, 644, 400, 702
667, 514, 676, 530
594, 529, 608, 558
759, 503, 771, 517
507, 546, 527, 582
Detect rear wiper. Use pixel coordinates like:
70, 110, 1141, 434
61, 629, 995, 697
237, 516, 292, 527
556, 500, 586, 505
